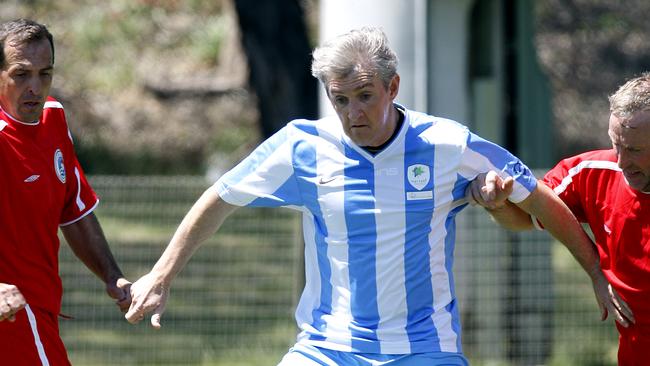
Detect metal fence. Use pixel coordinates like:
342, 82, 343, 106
58, 175, 618, 366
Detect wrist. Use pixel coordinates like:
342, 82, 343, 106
485, 201, 508, 212
149, 267, 173, 287
586, 263, 603, 281
103, 271, 125, 286
465, 187, 478, 206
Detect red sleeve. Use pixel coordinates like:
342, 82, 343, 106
49, 104, 99, 226
542, 157, 587, 223
60, 148, 98, 225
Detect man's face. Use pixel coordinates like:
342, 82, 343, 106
326, 69, 399, 147
608, 110, 650, 192
0, 37, 53, 122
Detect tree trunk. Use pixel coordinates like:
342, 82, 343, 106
234, 0, 319, 138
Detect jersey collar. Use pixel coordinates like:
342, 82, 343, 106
0, 107, 40, 126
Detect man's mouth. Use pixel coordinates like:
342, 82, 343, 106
22, 100, 41, 106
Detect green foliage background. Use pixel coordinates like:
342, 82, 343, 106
4, 0, 260, 175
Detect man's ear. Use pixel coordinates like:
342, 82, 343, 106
389, 74, 400, 100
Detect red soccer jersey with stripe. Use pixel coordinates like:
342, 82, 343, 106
543, 149, 650, 325
0, 97, 98, 316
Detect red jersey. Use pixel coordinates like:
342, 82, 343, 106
543, 149, 650, 325
0, 97, 98, 316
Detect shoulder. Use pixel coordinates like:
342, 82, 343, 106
41, 96, 74, 142
545, 149, 620, 192
404, 108, 469, 145
287, 118, 324, 136
41, 97, 68, 125
44, 96, 64, 110
287, 115, 346, 144
553, 149, 619, 173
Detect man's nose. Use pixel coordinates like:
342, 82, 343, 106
27, 76, 43, 96
347, 101, 362, 120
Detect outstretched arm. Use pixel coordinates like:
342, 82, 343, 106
61, 213, 131, 312
468, 172, 635, 327
516, 183, 634, 327
125, 185, 238, 328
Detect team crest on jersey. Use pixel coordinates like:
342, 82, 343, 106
54, 148, 66, 183
407, 164, 430, 190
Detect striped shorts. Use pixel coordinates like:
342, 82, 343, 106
278, 342, 469, 366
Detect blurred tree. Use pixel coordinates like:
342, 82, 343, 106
233, 0, 318, 138
535, 0, 650, 159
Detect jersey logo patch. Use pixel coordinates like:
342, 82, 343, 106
54, 148, 66, 183
407, 164, 430, 190
24, 175, 40, 183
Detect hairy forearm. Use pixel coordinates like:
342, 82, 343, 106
151, 186, 237, 285
62, 213, 124, 283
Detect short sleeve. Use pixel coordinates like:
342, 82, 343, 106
60, 130, 99, 226
542, 159, 587, 222
214, 124, 302, 208
462, 132, 537, 203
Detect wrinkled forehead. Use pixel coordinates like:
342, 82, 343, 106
3, 37, 52, 67
608, 111, 650, 146
327, 70, 380, 94
610, 109, 650, 129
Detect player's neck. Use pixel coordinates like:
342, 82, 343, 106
363, 106, 404, 155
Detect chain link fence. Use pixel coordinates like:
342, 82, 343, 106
58, 175, 617, 365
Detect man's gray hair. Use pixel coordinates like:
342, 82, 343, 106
609, 72, 650, 118
0, 19, 54, 68
311, 26, 398, 88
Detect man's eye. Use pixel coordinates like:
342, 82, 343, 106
334, 96, 347, 106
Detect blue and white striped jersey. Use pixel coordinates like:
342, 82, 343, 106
214, 106, 537, 355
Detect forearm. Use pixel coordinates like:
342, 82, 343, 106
151, 186, 237, 285
62, 213, 124, 284
483, 201, 534, 231
516, 184, 601, 277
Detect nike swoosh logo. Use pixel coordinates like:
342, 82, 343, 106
24, 174, 41, 183
318, 176, 338, 185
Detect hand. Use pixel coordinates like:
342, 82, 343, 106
106, 277, 132, 313
125, 272, 169, 329
0, 283, 26, 322
590, 269, 635, 327
466, 171, 514, 209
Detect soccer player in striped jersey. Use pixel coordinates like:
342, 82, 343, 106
467, 75, 650, 365
0, 19, 131, 365
127, 27, 613, 365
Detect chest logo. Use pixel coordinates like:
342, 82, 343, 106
407, 164, 430, 190
54, 148, 66, 183
24, 175, 40, 183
